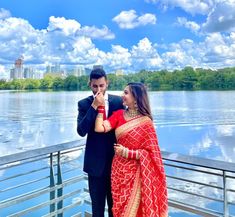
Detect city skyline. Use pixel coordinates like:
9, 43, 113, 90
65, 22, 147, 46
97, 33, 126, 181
0, 0, 235, 79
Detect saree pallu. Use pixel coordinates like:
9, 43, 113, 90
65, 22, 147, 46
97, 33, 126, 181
111, 116, 168, 217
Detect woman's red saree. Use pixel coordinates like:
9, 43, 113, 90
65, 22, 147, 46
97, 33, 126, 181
107, 110, 168, 217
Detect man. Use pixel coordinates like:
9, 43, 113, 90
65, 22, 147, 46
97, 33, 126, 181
77, 68, 123, 217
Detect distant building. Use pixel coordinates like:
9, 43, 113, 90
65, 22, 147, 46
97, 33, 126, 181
84, 68, 92, 75
24, 67, 34, 79
93, 65, 103, 70
10, 57, 24, 79
71, 66, 85, 77
46, 63, 61, 74
24, 67, 43, 79
46, 65, 52, 73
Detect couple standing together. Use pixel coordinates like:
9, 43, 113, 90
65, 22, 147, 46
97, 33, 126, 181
77, 68, 168, 217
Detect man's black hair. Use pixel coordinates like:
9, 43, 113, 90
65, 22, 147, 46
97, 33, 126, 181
89, 68, 107, 80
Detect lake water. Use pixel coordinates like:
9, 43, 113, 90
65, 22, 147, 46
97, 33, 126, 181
0, 90, 235, 216
1, 90, 235, 162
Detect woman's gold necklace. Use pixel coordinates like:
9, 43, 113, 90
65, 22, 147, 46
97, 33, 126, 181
125, 109, 140, 118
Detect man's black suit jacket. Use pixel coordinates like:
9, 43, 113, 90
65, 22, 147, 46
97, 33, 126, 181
77, 94, 123, 177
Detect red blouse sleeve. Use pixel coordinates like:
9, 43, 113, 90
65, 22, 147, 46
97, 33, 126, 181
107, 109, 123, 129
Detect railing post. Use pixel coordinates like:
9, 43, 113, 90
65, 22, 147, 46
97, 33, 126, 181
223, 171, 229, 217
50, 153, 56, 214
57, 151, 63, 217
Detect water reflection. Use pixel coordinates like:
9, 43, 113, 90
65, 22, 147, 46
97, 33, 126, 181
0, 90, 235, 164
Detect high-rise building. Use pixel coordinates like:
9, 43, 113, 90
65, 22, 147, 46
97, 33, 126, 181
10, 57, 24, 79
73, 66, 85, 76
93, 65, 103, 70
46, 65, 52, 73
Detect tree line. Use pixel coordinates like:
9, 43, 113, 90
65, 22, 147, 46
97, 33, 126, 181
1, 66, 235, 91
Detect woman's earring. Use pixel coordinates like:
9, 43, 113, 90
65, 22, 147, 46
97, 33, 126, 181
134, 102, 138, 110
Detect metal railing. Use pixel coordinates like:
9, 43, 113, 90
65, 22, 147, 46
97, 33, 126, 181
162, 152, 235, 217
0, 140, 234, 217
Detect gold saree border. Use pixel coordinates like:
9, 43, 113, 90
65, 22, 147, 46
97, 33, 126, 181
123, 167, 141, 217
116, 116, 151, 140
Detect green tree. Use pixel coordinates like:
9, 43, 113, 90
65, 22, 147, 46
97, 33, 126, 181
25, 79, 40, 89
11, 79, 25, 90
64, 75, 79, 90
52, 77, 64, 89
40, 75, 54, 89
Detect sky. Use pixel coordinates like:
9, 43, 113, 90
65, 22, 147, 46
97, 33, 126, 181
0, 0, 235, 78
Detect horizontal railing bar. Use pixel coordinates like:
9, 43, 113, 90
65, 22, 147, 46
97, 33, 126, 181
0, 166, 49, 184
226, 174, 235, 179
53, 150, 84, 164
52, 167, 83, 178
55, 158, 83, 168
0, 155, 49, 171
168, 199, 223, 217
43, 198, 82, 217
165, 163, 223, 176
60, 147, 84, 155
168, 186, 223, 202
59, 167, 83, 176
0, 175, 84, 209
0, 175, 50, 193
71, 212, 82, 217
162, 151, 235, 173
0, 140, 85, 166
228, 201, 235, 205
1, 140, 234, 174
8, 189, 82, 217
228, 188, 235, 193
0, 186, 49, 209
167, 175, 223, 190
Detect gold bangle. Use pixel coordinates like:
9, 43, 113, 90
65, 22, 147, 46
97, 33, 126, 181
125, 148, 128, 158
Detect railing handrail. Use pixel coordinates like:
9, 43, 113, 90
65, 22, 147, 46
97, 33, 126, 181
162, 151, 235, 173
1, 140, 235, 173
0, 140, 85, 166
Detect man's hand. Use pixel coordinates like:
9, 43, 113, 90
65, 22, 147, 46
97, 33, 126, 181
92, 91, 105, 110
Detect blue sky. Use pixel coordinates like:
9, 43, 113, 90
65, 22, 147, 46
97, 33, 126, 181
0, 0, 235, 78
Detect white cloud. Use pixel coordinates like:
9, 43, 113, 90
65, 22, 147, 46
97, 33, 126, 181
47, 16, 114, 40
176, 17, 200, 33
47, 16, 81, 36
1, 7, 235, 73
146, 0, 214, 15
0, 65, 8, 79
189, 135, 213, 155
112, 10, 156, 29
162, 39, 200, 70
131, 37, 162, 70
0, 8, 11, 19
202, 0, 235, 32
0, 14, 114, 67
79, 25, 115, 40
105, 45, 132, 70
202, 32, 235, 64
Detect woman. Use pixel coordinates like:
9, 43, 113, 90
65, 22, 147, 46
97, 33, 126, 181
95, 82, 168, 217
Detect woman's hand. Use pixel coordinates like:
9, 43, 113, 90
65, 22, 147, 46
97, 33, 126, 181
114, 143, 125, 156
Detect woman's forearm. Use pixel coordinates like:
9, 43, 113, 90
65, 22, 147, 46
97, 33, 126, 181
95, 110, 105, 132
